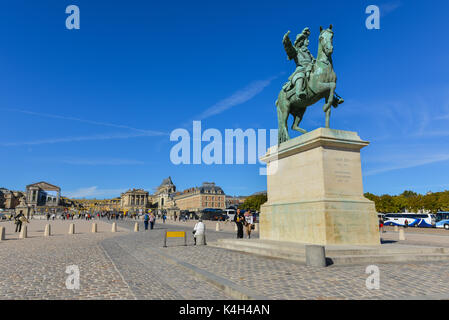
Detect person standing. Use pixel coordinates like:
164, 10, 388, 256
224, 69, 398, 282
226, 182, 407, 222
162, 214, 166, 224
14, 212, 24, 233
193, 219, 206, 245
234, 209, 245, 239
404, 219, 409, 228
244, 210, 254, 239
143, 212, 149, 230
149, 212, 155, 230
379, 216, 385, 233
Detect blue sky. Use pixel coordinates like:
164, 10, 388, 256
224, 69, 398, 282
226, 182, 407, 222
1, 0, 448, 198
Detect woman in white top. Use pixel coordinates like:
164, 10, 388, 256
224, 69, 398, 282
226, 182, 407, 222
244, 211, 254, 239
193, 219, 206, 245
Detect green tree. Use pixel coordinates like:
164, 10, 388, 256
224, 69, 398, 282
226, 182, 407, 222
241, 194, 268, 212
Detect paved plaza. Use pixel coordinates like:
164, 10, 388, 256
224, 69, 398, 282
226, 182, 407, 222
1, 218, 449, 299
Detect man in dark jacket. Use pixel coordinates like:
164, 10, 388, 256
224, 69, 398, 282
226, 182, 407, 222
234, 209, 245, 239
14, 212, 24, 233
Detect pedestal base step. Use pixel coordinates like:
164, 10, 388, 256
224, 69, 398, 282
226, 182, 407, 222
208, 239, 449, 266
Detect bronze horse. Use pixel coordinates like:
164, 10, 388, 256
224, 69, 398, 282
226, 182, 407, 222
276, 25, 344, 144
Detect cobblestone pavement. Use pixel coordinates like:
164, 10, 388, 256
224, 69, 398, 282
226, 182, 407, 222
2, 218, 449, 300
104, 219, 449, 300
0, 222, 135, 299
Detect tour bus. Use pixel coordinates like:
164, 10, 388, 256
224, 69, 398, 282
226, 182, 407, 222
435, 212, 449, 230
383, 213, 436, 228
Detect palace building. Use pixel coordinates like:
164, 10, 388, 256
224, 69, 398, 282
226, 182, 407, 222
120, 188, 150, 211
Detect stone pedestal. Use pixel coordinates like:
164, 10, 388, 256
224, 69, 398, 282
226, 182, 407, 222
260, 128, 380, 246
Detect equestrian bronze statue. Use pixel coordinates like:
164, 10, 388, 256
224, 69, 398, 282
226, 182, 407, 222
276, 25, 344, 144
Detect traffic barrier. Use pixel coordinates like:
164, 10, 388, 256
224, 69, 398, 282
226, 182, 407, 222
44, 224, 51, 237
91, 223, 97, 233
399, 228, 405, 240
112, 222, 117, 232
69, 223, 75, 234
134, 222, 139, 232
0, 226, 5, 241
164, 231, 187, 247
19, 225, 28, 239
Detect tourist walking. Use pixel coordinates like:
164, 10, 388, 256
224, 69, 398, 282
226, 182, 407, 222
143, 212, 149, 230
14, 212, 24, 233
149, 212, 155, 230
244, 210, 254, 239
193, 219, 206, 245
379, 217, 385, 233
234, 209, 245, 239
162, 214, 166, 223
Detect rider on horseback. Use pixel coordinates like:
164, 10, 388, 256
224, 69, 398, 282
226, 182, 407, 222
283, 27, 315, 100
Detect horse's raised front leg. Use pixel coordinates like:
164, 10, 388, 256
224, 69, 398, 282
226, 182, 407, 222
291, 108, 307, 134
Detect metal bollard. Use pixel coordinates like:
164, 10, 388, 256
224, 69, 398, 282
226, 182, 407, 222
305, 245, 327, 267
44, 224, 51, 237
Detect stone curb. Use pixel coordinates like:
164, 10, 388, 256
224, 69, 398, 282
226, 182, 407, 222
155, 249, 269, 300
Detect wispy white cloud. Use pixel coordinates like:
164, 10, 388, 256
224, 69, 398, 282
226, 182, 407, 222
1, 131, 164, 147
365, 153, 449, 176
194, 75, 278, 121
380, 1, 402, 16
64, 186, 127, 199
2, 108, 163, 135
